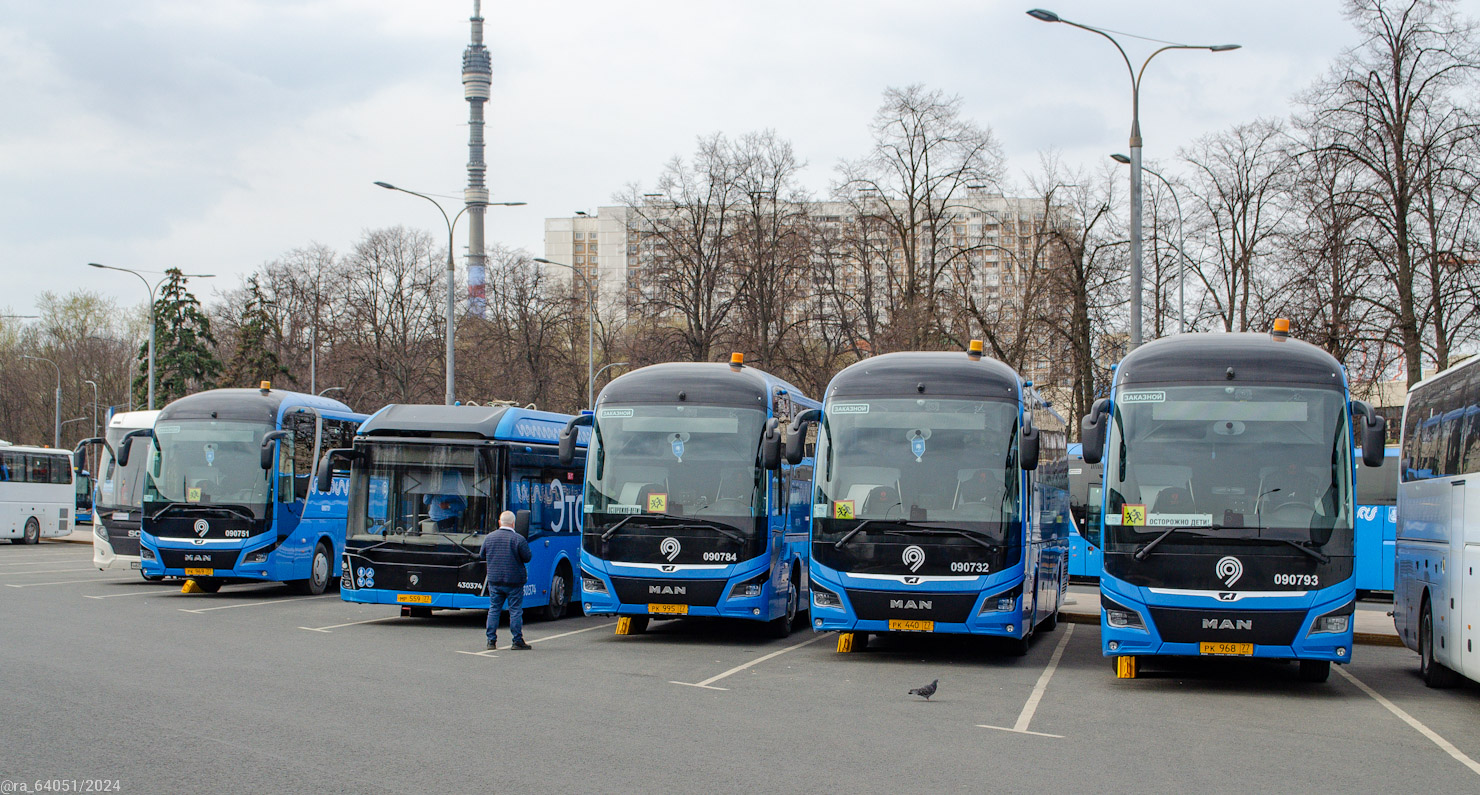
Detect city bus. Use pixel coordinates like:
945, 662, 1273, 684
1354, 445, 1398, 595
0, 444, 75, 544
84, 410, 161, 575
124, 384, 367, 594
1068, 442, 1104, 580
791, 341, 1071, 654
74, 468, 93, 525
324, 403, 588, 618
560, 354, 819, 637
1393, 355, 1480, 687
1080, 322, 1386, 682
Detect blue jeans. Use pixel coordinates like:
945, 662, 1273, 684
487, 584, 524, 645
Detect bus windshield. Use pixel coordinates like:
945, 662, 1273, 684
816, 397, 1020, 525
348, 443, 498, 537
145, 420, 272, 518
585, 404, 765, 528
1103, 384, 1353, 554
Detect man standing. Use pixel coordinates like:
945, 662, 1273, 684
480, 510, 532, 650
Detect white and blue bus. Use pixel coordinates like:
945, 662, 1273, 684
0, 444, 75, 544
124, 384, 367, 594
561, 355, 819, 637
82, 409, 161, 575
1080, 323, 1386, 682
792, 342, 1070, 654
324, 404, 588, 618
1393, 355, 1480, 687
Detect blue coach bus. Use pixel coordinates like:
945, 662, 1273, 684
1079, 322, 1386, 682
124, 384, 367, 594
791, 341, 1071, 654
560, 354, 819, 637
1068, 443, 1104, 580
324, 404, 588, 618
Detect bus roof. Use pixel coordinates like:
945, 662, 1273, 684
157, 388, 356, 425
825, 351, 1020, 401
598, 362, 817, 410
357, 404, 588, 447
1115, 332, 1345, 390
0, 444, 72, 456
107, 410, 161, 431
1405, 354, 1478, 400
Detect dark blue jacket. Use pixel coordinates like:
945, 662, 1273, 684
480, 527, 532, 586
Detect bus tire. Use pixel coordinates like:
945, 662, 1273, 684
767, 581, 798, 638
544, 565, 571, 621
1420, 598, 1462, 688
23, 517, 41, 544
1297, 660, 1331, 682
293, 542, 332, 596
1007, 633, 1031, 657
193, 577, 223, 593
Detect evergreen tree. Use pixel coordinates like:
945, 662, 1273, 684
132, 268, 220, 405
219, 275, 287, 388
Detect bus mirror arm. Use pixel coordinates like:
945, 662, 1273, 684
762, 418, 783, 471
1080, 398, 1111, 465
261, 430, 290, 471
559, 414, 592, 466
315, 448, 360, 493
1351, 400, 1387, 468
785, 409, 821, 465
113, 428, 153, 468
73, 437, 106, 470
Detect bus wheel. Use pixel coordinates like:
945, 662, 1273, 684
1420, 599, 1462, 688
767, 583, 798, 638
293, 542, 333, 596
192, 578, 223, 594
544, 567, 571, 621
23, 517, 41, 544
1297, 660, 1330, 683
1007, 632, 1031, 657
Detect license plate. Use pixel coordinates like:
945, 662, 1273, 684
184, 568, 213, 576
130, 562, 141, 570
396, 594, 432, 604
1200, 642, 1253, 656
889, 619, 934, 632
648, 603, 688, 615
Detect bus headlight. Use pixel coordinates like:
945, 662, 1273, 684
728, 572, 768, 600
1309, 604, 1354, 635
1102, 596, 1147, 631
812, 585, 842, 609
581, 573, 608, 595
94, 524, 107, 540
979, 584, 1023, 614
244, 551, 270, 564
141, 547, 156, 561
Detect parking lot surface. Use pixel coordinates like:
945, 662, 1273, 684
4, 543, 1479, 794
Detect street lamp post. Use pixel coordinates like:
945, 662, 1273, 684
533, 258, 597, 408
592, 361, 630, 396
23, 354, 60, 448
83, 379, 100, 439
1112, 154, 1188, 334
88, 263, 216, 410
317, 386, 345, 397
1027, 8, 1236, 350
373, 181, 525, 405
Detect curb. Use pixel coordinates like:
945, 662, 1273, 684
1060, 610, 1403, 647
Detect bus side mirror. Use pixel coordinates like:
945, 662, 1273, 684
785, 408, 820, 465
1020, 422, 1040, 471
261, 430, 290, 471
1352, 401, 1387, 468
1081, 398, 1111, 465
762, 418, 783, 471
559, 414, 592, 466
315, 448, 359, 493
73, 437, 104, 470
514, 509, 531, 538
114, 429, 153, 468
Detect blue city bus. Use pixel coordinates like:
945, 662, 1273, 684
125, 384, 367, 594
1354, 445, 1398, 594
792, 342, 1071, 654
324, 404, 588, 618
1079, 323, 1387, 681
560, 354, 819, 637
1067, 443, 1104, 580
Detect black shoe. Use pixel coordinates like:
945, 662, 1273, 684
486, 641, 497, 650
511, 641, 532, 650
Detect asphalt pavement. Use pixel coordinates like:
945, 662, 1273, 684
3, 543, 1474, 794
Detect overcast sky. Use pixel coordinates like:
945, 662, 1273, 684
0, 0, 1448, 315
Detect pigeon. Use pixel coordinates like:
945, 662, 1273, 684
909, 679, 939, 700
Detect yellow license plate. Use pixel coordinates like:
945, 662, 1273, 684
648, 603, 688, 615
1200, 642, 1254, 656
889, 619, 935, 632
396, 594, 432, 604
183, 568, 214, 577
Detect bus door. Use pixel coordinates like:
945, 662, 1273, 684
507, 448, 582, 605
274, 409, 325, 538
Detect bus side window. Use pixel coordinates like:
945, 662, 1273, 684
288, 412, 318, 500
1462, 370, 1480, 475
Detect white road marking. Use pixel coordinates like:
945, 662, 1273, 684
0, 556, 92, 566
1336, 665, 1480, 777
671, 632, 829, 691
84, 590, 165, 599
178, 594, 338, 613
299, 616, 403, 633
456, 650, 498, 658
6, 577, 133, 588
1, 567, 97, 576
528, 622, 616, 644
978, 623, 1074, 738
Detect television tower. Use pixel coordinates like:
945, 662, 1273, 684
462, 0, 491, 317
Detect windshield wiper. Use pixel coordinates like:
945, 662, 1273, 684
833, 520, 877, 550
1133, 526, 1214, 561
148, 502, 256, 523
599, 515, 746, 544
882, 527, 1001, 554
1272, 537, 1331, 564
600, 515, 640, 541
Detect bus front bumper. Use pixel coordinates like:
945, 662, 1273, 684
806, 566, 1029, 638
577, 556, 786, 623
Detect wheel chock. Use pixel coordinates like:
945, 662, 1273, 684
837, 632, 856, 653
1115, 655, 1138, 679
616, 616, 634, 635
181, 579, 204, 594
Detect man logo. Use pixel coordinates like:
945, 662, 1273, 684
1202, 618, 1253, 630
1215, 555, 1244, 587
890, 599, 932, 610
660, 537, 681, 562
193, 519, 209, 537
649, 585, 686, 595
902, 545, 925, 573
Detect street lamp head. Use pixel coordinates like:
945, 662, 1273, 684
1110, 153, 1132, 164
88, 262, 107, 269
1209, 44, 1241, 52
373, 181, 397, 190
491, 201, 527, 206
1026, 8, 1060, 22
